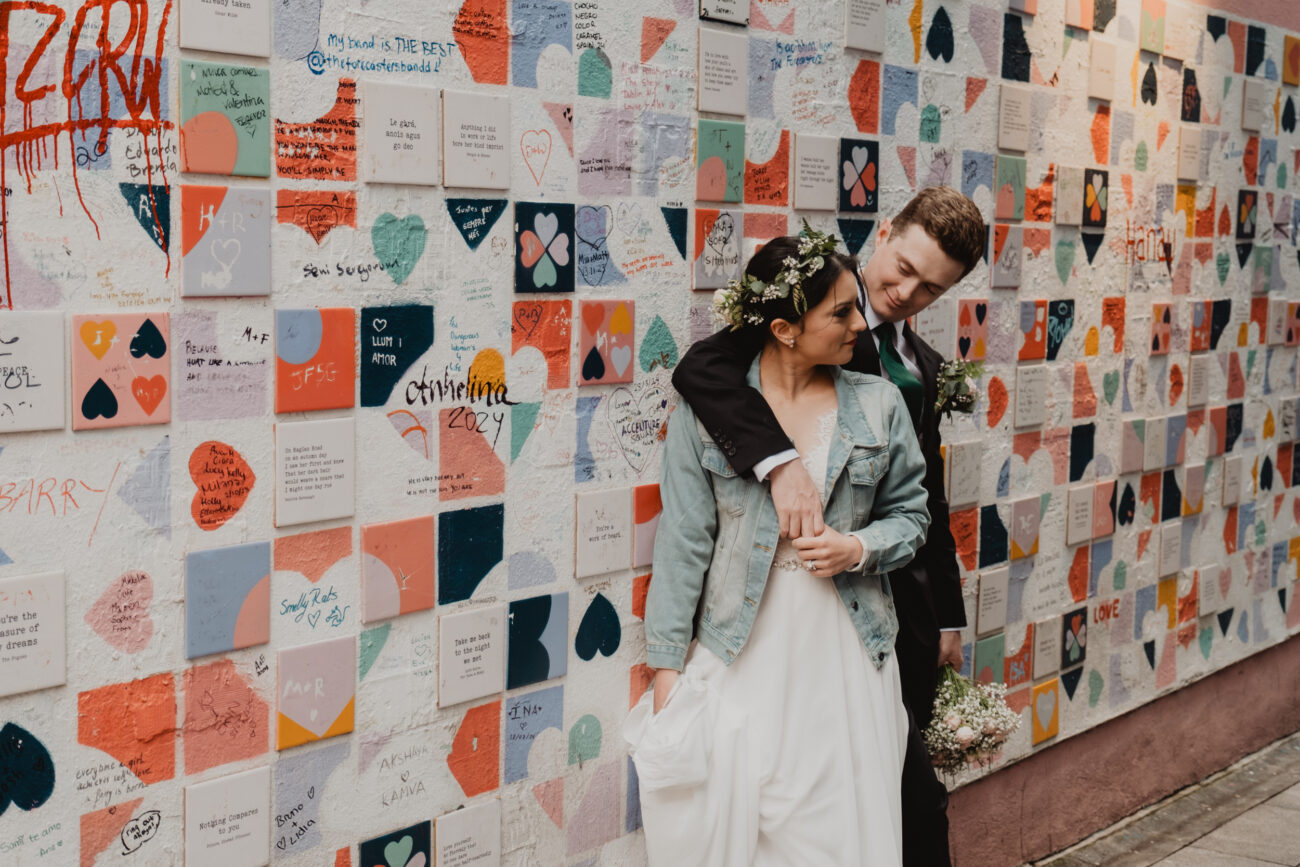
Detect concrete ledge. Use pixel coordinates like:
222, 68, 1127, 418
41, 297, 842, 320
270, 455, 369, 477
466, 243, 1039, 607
949, 634, 1300, 866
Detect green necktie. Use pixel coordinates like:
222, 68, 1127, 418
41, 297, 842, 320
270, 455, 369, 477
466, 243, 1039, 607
874, 321, 923, 424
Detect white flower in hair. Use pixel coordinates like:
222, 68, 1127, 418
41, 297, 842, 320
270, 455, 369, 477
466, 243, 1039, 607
711, 221, 843, 331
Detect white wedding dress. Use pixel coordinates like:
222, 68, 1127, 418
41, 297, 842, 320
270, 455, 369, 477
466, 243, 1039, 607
627, 410, 908, 867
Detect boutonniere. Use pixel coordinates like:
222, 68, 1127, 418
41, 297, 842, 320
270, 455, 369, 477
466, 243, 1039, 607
935, 360, 984, 421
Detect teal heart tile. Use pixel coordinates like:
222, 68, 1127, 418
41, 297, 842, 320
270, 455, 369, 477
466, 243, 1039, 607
384, 835, 414, 867
1102, 370, 1120, 405
1215, 252, 1230, 285
1054, 240, 1075, 284
639, 315, 679, 372
533, 253, 558, 289
372, 213, 426, 286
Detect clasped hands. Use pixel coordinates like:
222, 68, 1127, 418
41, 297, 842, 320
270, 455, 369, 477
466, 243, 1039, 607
769, 459, 863, 575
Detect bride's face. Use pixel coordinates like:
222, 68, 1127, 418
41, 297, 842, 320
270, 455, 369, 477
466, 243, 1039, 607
790, 270, 868, 366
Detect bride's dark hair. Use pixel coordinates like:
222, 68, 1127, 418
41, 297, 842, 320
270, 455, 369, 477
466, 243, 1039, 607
741, 237, 859, 332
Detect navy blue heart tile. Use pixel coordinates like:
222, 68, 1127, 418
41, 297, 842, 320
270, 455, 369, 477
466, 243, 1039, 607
575, 593, 620, 661
0, 723, 54, 815
81, 378, 118, 420
129, 317, 166, 359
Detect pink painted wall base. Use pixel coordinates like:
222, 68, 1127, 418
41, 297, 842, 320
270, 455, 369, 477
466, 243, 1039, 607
950, 634, 1300, 866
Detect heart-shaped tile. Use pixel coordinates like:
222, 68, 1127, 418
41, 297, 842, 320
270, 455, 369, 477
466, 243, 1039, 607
129, 318, 167, 359
1215, 252, 1230, 285
610, 345, 632, 377
80, 320, 116, 359
85, 570, 154, 653
581, 304, 606, 335
1055, 240, 1075, 284
189, 441, 256, 531
519, 230, 546, 268
1102, 370, 1120, 404
81, 378, 119, 420
639, 315, 679, 372
958, 336, 972, 357
986, 376, 1008, 427
385, 836, 415, 867
958, 304, 972, 327
975, 302, 987, 324
132, 375, 167, 416
532, 253, 558, 288
574, 593, 621, 660
372, 318, 388, 333
546, 232, 569, 267
0, 723, 54, 814
851, 145, 869, 172
1035, 687, 1057, 725
533, 211, 559, 247
1168, 365, 1184, 405
372, 213, 427, 287
608, 303, 632, 335
581, 346, 606, 381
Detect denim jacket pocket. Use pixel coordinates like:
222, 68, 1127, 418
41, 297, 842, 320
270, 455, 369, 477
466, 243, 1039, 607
701, 443, 746, 518
846, 445, 889, 523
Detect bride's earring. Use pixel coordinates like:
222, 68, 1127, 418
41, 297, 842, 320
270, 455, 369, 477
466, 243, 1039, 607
784, 337, 795, 348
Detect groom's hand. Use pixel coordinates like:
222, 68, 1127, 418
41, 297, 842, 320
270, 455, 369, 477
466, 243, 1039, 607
938, 631, 964, 669
769, 459, 824, 539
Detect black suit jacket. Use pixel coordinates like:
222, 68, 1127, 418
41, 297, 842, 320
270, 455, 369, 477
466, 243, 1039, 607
670, 321, 968, 651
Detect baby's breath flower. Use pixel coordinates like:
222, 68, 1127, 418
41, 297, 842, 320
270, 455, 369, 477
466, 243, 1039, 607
924, 665, 1022, 776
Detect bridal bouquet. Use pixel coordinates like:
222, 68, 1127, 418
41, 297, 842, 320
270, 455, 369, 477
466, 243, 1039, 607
924, 665, 1021, 774
934, 359, 983, 421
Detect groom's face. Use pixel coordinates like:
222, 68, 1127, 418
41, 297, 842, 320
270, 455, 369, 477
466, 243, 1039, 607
859, 219, 967, 324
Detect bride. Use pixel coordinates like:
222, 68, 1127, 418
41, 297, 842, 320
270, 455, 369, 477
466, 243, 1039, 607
626, 228, 931, 867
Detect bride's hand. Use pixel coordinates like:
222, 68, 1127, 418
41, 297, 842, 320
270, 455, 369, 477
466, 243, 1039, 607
791, 527, 864, 577
652, 669, 680, 715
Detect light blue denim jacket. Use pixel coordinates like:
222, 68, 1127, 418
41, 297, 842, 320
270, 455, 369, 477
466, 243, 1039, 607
644, 361, 931, 672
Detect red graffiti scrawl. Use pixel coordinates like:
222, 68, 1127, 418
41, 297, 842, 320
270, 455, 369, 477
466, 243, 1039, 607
0, 0, 175, 307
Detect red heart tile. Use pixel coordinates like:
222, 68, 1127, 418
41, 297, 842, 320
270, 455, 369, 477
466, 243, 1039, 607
189, 441, 256, 531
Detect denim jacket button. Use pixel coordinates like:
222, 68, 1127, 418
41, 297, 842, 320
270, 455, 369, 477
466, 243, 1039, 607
851, 600, 859, 611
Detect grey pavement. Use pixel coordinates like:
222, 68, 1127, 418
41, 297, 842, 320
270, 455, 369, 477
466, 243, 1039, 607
1035, 731, 1300, 867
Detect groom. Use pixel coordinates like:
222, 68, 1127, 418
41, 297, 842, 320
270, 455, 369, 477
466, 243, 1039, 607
672, 186, 985, 866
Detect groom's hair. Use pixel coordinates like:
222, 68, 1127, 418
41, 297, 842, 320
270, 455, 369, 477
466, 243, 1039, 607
890, 186, 985, 280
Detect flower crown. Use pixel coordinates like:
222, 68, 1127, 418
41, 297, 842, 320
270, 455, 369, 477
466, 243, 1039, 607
712, 221, 844, 331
